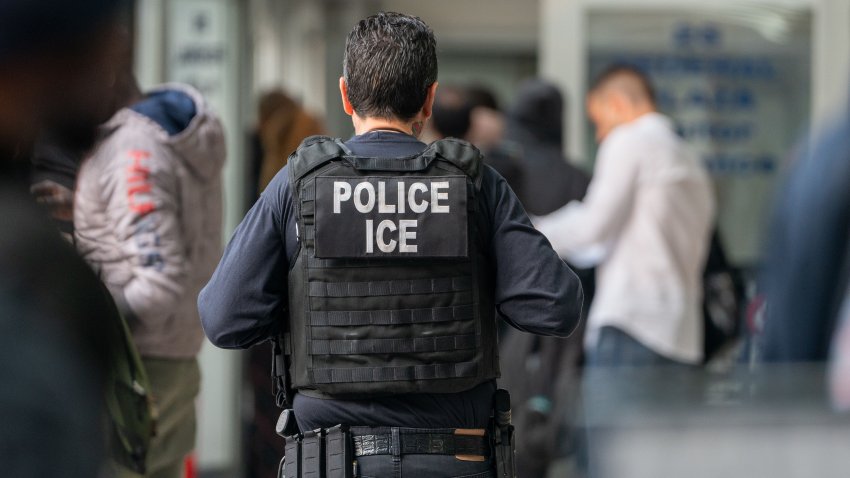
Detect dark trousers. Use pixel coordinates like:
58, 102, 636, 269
356, 454, 493, 478
587, 326, 686, 367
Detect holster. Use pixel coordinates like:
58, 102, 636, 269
278, 425, 354, 478
271, 335, 293, 409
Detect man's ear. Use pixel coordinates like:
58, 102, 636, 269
339, 77, 354, 116
420, 82, 439, 120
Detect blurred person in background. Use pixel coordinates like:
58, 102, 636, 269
244, 89, 325, 478
200, 11, 583, 478
0, 0, 133, 475
498, 78, 594, 478
430, 84, 474, 140
760, 102, 850, 409
30, 142, 82, 240
430, 84, 526, 200
74, 43, 226, 476
534, 64, 714, 478
505, 79, 591, 217
29, 16, 158, 474
535, 64, 715, 369
465, 85, 506, 153
761, 110, 850, 364
256, 89, 324, 193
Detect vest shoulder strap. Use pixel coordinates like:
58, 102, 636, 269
288, 136, 484, 186
288, 135, 351, 184
425, 138, 484, 183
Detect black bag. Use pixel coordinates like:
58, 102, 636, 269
702, 230, 745, 363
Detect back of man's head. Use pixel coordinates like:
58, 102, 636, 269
343, 12, 437, 121
586, 64, 657, 142
589, 64, 656, 107
509, 78, 565, 146
431, 85, 473, 139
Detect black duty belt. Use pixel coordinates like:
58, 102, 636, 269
349, 427, 490, 457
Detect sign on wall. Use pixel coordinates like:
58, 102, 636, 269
167, 0, 230, 111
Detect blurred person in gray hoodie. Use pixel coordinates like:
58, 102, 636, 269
74, 51, 225, 477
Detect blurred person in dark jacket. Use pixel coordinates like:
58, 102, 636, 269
431, 84, 474, 140
760, 107, 850, 415
432, 79, 596, 477
500, 79, 594, 478
430, 84, 526, 200
0, 0, 132, 476
762, 110, 850, 363
506, 79, 591, 217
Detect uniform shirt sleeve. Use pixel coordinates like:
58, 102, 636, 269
199, 167, 293, 348
534, 131, 640, 267
482, 167, 584, 337
101, 141, 189, 326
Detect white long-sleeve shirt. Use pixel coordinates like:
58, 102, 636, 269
536, 112, 715, 363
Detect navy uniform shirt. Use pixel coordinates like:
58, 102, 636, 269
199, 131, 583, 431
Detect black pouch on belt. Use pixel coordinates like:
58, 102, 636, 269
325, 425, 354, 478
301, 429, 325, 478
278, 424, 354, 478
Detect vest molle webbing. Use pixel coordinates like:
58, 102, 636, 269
285, 136, 499, 397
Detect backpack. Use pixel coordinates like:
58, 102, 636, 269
101, 285, 156, 474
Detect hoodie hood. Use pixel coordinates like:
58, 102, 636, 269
502, 79, 590, 216
507, 79, 564, 148
129, 83, 226, 182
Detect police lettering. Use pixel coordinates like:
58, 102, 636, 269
333, 180, 451, 254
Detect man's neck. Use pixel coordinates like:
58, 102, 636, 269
628, 105, 656, 122
353, 115, 416, 136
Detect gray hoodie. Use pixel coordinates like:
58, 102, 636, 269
75, 83, 225, 359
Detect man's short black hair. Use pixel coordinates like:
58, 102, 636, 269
343, 12, 437, 121
590, 63, 656, 106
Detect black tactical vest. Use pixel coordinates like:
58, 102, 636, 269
284, 136, 499, 398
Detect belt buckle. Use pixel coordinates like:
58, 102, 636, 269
454, 428, 486, 462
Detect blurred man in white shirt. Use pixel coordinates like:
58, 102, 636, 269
536, 65, 715, 366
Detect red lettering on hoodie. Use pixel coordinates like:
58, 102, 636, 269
126, 150, 155, 215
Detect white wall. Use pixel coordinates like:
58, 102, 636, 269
812, 0, 850, 129
381, 0, 539, 51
